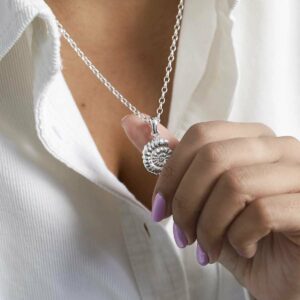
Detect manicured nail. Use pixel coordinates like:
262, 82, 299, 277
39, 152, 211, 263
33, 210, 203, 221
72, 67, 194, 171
121, 114, 130, 124
173, 222, 188, 248
151, 192, 166, 222
196, 243, 209, 266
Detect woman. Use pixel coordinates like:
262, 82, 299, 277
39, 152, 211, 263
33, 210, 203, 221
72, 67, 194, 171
0, 0, 300, 299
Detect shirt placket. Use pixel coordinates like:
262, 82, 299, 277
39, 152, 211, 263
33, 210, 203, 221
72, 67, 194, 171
120, 201, 190, 300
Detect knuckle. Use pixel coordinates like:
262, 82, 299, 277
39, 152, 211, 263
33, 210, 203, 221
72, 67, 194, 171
280, 135, 298, 142
227, 230, 243, 250
252, 199, 274, 229
279, 135, 300, 147
240, 246, 257, 259
220, 168, 251, 195
186, 121, 228, 143
184, 120, 230, 144
188, 123, 211, 141
199, 142, 228, 164
232, 193, 251, 209
227, 229, 256, 259
256, 123, 276, 136
248, 137, 268, 153
227, 225, 248, 252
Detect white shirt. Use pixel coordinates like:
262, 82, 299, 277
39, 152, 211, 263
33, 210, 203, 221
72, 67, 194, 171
1, 0, 299, 299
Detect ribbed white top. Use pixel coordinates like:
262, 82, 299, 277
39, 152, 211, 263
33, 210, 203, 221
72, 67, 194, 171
1, 0, 300, 299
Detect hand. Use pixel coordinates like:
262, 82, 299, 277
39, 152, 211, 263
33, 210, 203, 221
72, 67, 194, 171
121, 114, 300, 300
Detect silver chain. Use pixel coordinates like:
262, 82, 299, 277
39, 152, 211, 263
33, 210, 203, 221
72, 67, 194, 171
55, 0, 184, 125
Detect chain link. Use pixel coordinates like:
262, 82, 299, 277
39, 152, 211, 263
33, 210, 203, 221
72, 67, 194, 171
56, 0, 184, 125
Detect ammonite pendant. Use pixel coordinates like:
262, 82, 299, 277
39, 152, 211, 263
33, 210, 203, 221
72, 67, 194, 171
142, 117, 173, 175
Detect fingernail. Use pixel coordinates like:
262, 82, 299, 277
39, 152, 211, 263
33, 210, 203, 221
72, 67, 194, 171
196, 243, 209, 266
173, 222, 188, 248
121, 115, 130, 127
151, 192, 166, 222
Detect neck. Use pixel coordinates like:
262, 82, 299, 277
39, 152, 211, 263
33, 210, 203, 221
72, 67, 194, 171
46, 0, 179, 51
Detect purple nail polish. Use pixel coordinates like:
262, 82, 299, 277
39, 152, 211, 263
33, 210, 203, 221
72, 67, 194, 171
196, 243, 209, 266
173, 222, 188, 248
151, 192, 166, 222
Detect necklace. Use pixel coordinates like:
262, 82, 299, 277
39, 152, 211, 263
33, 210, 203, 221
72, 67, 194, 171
55, 0, 185, 175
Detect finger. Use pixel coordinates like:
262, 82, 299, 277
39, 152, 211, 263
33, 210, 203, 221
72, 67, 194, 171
152, 121, 275, 222
197, 161, 300, 263
173, 135, 300, 245
121, 113, 178, 152
227, 193, 300, 259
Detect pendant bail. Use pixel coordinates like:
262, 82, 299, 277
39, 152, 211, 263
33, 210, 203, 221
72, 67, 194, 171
150, 117, 159, 137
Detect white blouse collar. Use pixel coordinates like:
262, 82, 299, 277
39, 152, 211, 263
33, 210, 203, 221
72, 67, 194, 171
0, 0, 239, 207
0, 0, 238, 135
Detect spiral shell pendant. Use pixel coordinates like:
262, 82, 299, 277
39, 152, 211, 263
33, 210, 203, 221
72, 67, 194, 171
142, 117, 173, 175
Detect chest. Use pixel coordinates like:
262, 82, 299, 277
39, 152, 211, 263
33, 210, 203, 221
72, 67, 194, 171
60, 45, 172, 210
76, 96, 171, 211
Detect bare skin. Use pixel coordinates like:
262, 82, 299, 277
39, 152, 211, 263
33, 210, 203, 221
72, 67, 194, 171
46, 0, 179, 210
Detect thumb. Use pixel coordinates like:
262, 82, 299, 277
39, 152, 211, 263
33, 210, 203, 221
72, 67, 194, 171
121, 114, 179, 152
